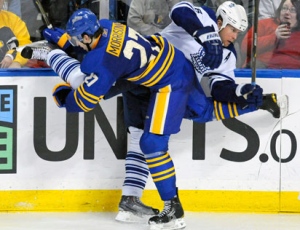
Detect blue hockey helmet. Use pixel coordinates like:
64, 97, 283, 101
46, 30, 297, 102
66, 8, 101, 41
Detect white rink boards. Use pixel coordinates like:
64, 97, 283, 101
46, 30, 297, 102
0, 69, 299, 213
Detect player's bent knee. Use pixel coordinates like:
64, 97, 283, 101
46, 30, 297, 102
140, 132, 170, 154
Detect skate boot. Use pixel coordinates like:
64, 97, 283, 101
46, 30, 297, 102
20, 46, 51, 61
115, 196, 159, 223
18, 41, 58, 61
148, 194, 186, 230
259, 93, 289, 118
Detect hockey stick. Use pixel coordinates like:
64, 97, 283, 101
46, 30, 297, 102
35, 0, 53, 29
251, 0, 259, 86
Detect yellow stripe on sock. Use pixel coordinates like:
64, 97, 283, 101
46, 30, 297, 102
228, 102, 234, 118
214, 101, 220, 120
233, 103, 239, 117
151, 167, 175, 177
218, 102, 225, 119
153, 171, 176, 182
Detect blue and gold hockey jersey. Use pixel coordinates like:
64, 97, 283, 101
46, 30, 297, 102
62, 19, 192, 113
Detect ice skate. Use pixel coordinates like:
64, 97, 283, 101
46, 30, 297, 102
148, 193, 186, 230
259, 93, 289, 118
115, 196, 159, 223
20, 45, 52, 61
18, 41, 57, 61
16, 40, 48, 53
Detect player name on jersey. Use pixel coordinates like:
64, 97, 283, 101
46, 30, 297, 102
106, 23, 126, 57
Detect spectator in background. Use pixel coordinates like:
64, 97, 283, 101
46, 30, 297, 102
2, 0, 21, 17
126, 0, 179, 35
268, 0, 300, 69
0, 0, 31, 68
241, 0, 300, 69
259, 0, 281, 19
127, 0, 203, 35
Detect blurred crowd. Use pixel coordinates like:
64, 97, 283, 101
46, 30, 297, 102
0, 0, 299, 69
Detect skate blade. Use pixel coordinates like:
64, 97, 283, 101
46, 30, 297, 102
16, 40, 49, 53
115, 210, 151, 224
149, 218, 186, 230
277, 95, 289, 118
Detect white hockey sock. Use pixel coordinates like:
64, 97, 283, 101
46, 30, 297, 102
122, 127, 149, 197
47, 49, 86, 89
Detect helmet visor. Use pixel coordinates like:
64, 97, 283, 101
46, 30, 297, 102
68, 34, 84, 47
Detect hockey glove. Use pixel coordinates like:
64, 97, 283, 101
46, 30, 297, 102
53, 82, 72, 108
193, 26, 223, 70
236, 84, 263, 108
43, 27, 71, 50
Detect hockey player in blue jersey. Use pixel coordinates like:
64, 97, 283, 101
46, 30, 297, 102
20, 3, 285, 229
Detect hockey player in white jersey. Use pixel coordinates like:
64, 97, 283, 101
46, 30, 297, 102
160, 1, 276, 111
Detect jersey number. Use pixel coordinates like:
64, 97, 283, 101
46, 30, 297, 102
84, 73, 98, 87
123, 28, 157, 68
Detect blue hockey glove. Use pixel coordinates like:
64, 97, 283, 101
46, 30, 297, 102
237, 84, 263, 107
43, 27, 71, 50
193, 26, 223, 70
52, 82, 72, 108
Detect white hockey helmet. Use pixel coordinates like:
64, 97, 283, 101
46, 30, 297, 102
216, 1, 248, 32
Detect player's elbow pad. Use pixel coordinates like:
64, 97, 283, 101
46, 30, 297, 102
171, 3, 200, 35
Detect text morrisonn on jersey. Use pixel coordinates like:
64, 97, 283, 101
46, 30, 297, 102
106, 23, 126, 57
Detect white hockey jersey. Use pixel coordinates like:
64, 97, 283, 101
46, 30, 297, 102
160, 1, 237, 95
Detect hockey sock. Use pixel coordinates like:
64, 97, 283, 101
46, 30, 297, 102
145, 151, 177, 201
213, 100, 258, 121
122, 151, 149, 197
122, 127, 149, 198
47, 49, 86, 89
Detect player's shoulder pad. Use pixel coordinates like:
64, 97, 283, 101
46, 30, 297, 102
99, 18, 112, 27
200, 5, 217, 22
